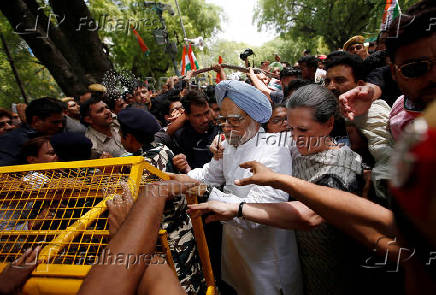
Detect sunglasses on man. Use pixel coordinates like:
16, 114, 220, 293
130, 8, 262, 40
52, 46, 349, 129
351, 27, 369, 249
348, 44, 364, 51
0, 120, 12, 128
395, 57, 436, 79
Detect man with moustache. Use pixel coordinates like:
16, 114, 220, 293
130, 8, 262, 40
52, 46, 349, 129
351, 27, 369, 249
325, 51, 393, 202
81, 96, 126, 157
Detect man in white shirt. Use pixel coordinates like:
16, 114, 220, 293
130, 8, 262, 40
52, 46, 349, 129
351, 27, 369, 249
186, 80, 302, 295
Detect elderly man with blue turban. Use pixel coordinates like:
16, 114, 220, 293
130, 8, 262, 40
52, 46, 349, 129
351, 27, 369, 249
186, 80, 302, 295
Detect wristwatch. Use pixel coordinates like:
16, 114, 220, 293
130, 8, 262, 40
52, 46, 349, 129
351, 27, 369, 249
237, 202, 246, 218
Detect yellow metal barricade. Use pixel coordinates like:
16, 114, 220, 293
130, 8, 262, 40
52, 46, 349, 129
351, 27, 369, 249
0, 157, 172, 294
0, 156, 216, 294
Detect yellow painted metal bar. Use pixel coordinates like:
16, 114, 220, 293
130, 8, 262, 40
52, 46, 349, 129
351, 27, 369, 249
128, 161, 145, 200
37, 159, 147, 262
0, 263, 90, 278
159, 229, 176, 274
0, 156, 145, 174
0, 157, 182, 294
37, 194, 115, 263
142, 161, 170, 181
186, 192, 216, 288
22, 277, 83, 294
0, 230, 108, 236
206, 286, 217, 295
33, 264, 91, 278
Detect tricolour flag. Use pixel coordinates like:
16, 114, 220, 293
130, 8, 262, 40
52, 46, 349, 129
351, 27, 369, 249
215, 56, 223, 84
380, 0, 401, 31
131, 25, 150, 57
180, 44, 199, 75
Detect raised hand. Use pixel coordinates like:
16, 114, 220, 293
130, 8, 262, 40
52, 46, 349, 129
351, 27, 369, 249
209, 134, 225, 160
172, 153, 191, 173
339, 85, 375, 120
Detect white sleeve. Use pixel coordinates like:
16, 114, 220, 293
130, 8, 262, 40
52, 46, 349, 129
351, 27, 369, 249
187, 158, 226, 187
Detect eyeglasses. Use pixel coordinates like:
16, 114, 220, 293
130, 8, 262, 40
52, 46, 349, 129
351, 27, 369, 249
348, 44, 363, 51
395, 57, 436, 79
216, 114, 246, 127
169, 106, 184, 113
0, 120, 12, 128
270, 116, 287, 124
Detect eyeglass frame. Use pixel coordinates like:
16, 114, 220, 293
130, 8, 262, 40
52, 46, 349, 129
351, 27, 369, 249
216, 114, 247, 127
347, 44, 364, 51
169, 105, 184, 113
0, 120, 13, 128
269, 116, 288, 125
394, 57, 436, 79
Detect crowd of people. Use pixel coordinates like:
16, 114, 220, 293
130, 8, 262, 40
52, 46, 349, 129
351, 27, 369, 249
0, 1, 436, 294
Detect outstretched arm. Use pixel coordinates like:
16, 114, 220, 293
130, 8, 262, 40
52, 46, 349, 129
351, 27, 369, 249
234, 161, 398, 253
79, 181, 194, 295
188, 200, 322, 230
248, 68, 272, 103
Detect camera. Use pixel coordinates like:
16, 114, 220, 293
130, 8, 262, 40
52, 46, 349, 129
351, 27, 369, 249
240, 48, 254, 61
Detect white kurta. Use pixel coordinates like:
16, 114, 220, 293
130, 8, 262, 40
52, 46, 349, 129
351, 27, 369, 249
188, 130, 303, 295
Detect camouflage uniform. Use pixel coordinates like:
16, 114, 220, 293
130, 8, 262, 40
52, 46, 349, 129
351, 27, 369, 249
138, 142, 206, 294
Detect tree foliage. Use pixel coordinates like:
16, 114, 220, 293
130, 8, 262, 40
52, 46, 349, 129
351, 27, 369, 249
88, 0, 222, 79
254, 0, 420, 52
0, 0, 222, 107
0, 14, 62, 108
0, 0, 114, 96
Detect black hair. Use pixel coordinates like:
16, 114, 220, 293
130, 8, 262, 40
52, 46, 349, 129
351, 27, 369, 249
386, 1, 436, 62
180, 90, 208, 114
175, 79, 188, 91
363, 50, 388, 76
149, 89, 181, 126
0, 108, 12, 119
298, 56, 319, 69
284, 79, 313, 99
20, 136, 51, 163
134, 79, 147, 90
280, 67, 302, 79
272, 103, 286, 110
80, 95, 103, 125
25, 97, 64, 125
303, 49, 311, 55
325, 51, 365, 82
50, 133, 92, 161
204, 85, 216, 104
104, 91, 123, 111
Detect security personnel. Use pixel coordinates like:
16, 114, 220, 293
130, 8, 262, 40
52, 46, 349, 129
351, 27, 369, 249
117, 108, 206, 293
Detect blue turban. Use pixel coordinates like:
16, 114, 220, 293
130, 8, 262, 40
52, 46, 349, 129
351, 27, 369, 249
215, 80, 272, 123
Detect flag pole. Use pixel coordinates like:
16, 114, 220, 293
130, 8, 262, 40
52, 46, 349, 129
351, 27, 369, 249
174, 0, 188, 43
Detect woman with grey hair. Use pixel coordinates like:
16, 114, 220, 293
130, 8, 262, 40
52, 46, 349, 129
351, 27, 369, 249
285, 84, 366, 294
189, 84, 370, 294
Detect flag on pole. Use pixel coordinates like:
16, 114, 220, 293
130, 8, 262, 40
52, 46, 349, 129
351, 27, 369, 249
215, 56, 223, 84
380, 0, 401, 31
131, 25, 150, 57
180, 44, 199, 75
